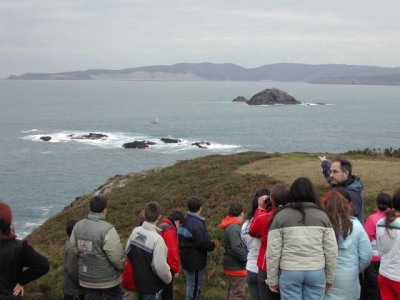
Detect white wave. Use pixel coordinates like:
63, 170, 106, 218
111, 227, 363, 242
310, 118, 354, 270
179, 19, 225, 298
21, 129, 38, 133
22, 130, 242, 153
301, 102, 334, 106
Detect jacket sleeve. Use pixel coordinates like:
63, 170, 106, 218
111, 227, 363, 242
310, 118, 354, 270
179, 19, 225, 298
355, 221, 373, 271
103, 227, 126, 272
193, 225, 215, 252
322, 227, 338, 284
363, 215, 375, 241
65, 243, 80, 286
248, 217, 261, 238
153, 238, 173, 284
266, 227, 282, 287
18, 241, 50, 286
321, 160, 332, 185
163, 229, 180, 274
229, 225, 247, 263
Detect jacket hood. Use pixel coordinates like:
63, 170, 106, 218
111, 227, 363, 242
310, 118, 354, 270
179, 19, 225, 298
336, 175, 363, 192
219, 216, 243, 229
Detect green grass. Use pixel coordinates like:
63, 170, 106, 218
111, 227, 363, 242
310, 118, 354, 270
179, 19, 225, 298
24, 151, 400, 299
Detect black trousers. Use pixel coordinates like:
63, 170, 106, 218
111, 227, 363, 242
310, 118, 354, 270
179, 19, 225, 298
360, 261, 380, 300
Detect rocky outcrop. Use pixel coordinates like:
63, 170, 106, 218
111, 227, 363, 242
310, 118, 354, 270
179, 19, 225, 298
69, 133, 108, 140
123, 141, 156, 149
40, 136, 52, 141
160, 138, 181, 143
192, 142, 211, 149
247, 88, 301, 105
232, 96, 248, 103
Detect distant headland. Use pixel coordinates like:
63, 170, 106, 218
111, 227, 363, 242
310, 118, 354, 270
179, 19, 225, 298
7, 62, 400, 86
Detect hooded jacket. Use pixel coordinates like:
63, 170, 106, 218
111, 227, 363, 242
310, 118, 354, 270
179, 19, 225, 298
178, 212, 215, 271
158, 217, 180, 274
325, 217, 372, 300
321, 160, 364, 223
220, 216, 247, 276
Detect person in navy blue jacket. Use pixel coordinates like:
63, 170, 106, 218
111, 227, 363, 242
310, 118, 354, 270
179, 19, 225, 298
178, 197, 215, 300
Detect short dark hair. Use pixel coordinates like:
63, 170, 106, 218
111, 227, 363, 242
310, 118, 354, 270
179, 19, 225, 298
144, 202, 161, 222
376, 192, 392, 211
228, 203, 243, 217
187, 197, 202, 213
333, 157, 352, 177
90, 196, 108, 213
336, 187, 358, 216
168, 210, 184, 224
66, 220, 78, 237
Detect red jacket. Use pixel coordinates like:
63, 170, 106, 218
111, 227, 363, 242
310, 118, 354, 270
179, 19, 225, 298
159, 218, 180, 274
248, 206, 276, 271
121, 257, 136, 291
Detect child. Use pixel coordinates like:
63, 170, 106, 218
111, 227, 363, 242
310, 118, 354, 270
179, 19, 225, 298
63, 220, 85, 300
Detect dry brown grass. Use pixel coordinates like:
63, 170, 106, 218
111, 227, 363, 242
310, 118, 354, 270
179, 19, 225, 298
236, 153, 400, 216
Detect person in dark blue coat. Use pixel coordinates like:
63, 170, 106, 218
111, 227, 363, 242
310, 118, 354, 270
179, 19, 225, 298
178, 197, 215, 300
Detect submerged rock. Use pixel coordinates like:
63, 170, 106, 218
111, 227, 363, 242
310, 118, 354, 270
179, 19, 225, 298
247, 88, 301, 105
123, 141, 155, 149
40, 136, 52, 142
192, 142, 211, 149
160, 138, 181, 143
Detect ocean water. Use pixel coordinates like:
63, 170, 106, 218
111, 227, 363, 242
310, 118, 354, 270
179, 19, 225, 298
1, 80, 400, 238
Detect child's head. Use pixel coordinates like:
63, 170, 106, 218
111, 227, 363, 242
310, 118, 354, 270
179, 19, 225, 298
228, 203, 243, 217
375, 193, 392, 211
270, 184, 290, 207
66, 220, 78, 237
144, 202, 161, 222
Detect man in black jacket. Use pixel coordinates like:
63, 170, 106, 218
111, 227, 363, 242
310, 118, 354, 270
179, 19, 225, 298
178, 197, 215, 300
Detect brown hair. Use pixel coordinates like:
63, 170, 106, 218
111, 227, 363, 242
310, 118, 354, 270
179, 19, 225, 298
144, 202, 161, 222
0, 202, 16, 240
323, 191, 353, 239
384, 187, 400, 234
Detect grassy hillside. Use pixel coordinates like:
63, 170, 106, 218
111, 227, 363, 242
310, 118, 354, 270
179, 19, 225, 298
24, 152, 400, 299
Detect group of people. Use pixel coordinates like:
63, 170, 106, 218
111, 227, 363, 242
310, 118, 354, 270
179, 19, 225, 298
1, 156, 400, 300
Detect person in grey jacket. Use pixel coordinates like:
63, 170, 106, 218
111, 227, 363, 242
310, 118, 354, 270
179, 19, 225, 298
70, 195, 126, 300
220, 203, 247, 300
267, 177, 338, 300
63, 219, 85, 300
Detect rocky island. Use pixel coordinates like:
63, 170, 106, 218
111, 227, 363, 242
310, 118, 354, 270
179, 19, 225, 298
233, 88, 301, 105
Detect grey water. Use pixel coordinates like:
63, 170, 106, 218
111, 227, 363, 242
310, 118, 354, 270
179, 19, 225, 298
1, 80, 399, 238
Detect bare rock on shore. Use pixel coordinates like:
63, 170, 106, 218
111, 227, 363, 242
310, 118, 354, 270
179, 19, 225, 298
192, 142, 211, 149
232, 96, 248, 103
247, 88, 301, 105
40, 136, 52, 141
123, 141, 156, 149
160, 138, 181, 143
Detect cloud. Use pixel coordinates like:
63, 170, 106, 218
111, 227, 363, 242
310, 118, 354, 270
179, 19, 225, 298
1, 0, 400, 77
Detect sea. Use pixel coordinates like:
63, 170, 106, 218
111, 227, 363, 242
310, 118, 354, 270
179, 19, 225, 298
1, 79, 399, 238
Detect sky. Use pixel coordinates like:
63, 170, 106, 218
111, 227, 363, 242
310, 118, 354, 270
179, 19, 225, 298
1, 0, 400, 78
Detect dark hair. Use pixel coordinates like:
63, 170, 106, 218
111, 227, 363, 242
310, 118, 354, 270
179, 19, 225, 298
228, 203, 243, 217
0, 202, 16, 240
333, 157, 352, 177
139, 210, 145, 226
268, 184, 290, 228
187, 196, 202, 213
66, 220, 78, 237
384, 188, 400, 234
336, 187, 358, 217
376, 193, 392, 211
90, 196, 108, 213
289, 177, 321, 223
323, 191, 353, 239
247, 188, 270, 219
144, 202, 161, 222
168, 210, 184, 224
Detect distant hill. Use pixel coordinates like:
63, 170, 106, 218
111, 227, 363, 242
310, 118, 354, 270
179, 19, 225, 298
7, 62, 400, 85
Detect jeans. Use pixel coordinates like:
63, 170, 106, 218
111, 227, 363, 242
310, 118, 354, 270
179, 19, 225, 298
86, 284, 124, 300
138, 290, 163, 300
186, 268, 205, 300
246, 270, 259, 300
257, 269, 280, 300
279, 269, 325, 300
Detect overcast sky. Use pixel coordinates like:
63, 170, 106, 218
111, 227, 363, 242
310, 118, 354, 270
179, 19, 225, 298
1, 0, 400, 78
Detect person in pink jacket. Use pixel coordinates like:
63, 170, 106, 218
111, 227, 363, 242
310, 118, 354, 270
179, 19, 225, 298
360, 192, 392, 300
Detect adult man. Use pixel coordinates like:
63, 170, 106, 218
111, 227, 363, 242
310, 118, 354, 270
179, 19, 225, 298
126, 202, 172, 300
70, 196, 126, 300
319, 156, 364, 223
178, 197, 216, 300
158, 210, 184, 300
